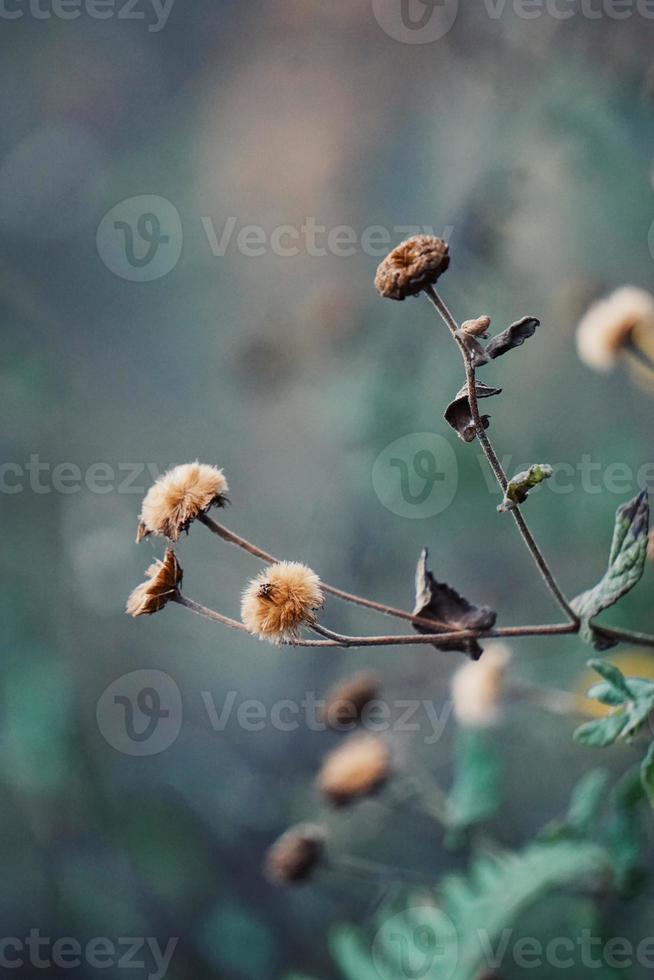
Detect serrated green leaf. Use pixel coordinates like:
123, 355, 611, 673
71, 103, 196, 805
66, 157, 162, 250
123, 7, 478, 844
640, 742, 654, 808
571, 492, 649, 649
574, 713, 629, 747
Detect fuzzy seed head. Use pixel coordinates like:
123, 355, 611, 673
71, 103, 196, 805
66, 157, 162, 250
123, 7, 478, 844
316, 734, 390, 806
264, 824, 325, 885
451, 642, 511, 728
375, 234, 450, 301
241, 562, 324, 644
322, 671, 380, 730
576, 286, 654, 372
126, 549, 182, 618
136, 462, 229, 542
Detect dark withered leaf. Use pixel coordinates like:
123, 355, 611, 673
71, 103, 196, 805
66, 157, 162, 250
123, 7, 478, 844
455, 330, 489, 368
444, 382, 502, 443
486, 316, 540, 360
413, 548, 497, 659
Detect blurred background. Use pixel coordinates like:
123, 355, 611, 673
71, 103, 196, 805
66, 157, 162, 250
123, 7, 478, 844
2, 1, 654, 977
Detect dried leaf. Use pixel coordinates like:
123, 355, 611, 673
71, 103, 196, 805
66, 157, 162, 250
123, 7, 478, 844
455, 330, 489, 368
413, 547, 497, 659
486, 316, 540, 360
444, 382, 502, 443
571, 491, 649, 650
498, 464, 553, 513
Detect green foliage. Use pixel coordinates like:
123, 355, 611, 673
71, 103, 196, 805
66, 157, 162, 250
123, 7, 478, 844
331, 840, 613, 980
574, 659, 654, 748
445, 729, 500, 843
571, 492, 649, 650
640, 742, 654, 809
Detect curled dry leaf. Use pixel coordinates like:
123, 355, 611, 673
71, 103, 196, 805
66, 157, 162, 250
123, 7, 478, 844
486, 316, 540, 360
498, 464, 553, 513
413, 548, 497, 660
444, 382, 502, 443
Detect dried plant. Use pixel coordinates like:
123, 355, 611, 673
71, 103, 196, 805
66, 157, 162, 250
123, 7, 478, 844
127, 235, 654, 917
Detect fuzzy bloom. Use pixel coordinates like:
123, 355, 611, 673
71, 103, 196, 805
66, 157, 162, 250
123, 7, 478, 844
241, 562, 324, 644
136, 462, 229, 542
126, 549, 182, 618
316, 734, 390, 806
576, 286, 654, 372
321, 671, 380, 730
263, 824, 325, 885
374, 235, 450, 301
451, 642, 511, 728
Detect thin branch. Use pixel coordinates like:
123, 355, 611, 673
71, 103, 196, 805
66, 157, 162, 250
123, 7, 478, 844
424, 285, 579, 626
199, 512, 454, 632
593, 625, 654, 650
173, 591, 576, 650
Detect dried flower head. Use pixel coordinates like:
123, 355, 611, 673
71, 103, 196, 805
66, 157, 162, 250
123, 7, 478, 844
263, 823, 325, 885
451, 642, 511, 728
322, 671, 380, 730
241, 562, 324, 644
576, 286, 654, 372
126, 549, 183, 618
136, 462, 229, 542
316, 734, 390, 806
375, 234, 450, 301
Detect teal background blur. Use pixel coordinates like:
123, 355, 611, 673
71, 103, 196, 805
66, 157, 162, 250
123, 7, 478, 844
2, 1, 654, 978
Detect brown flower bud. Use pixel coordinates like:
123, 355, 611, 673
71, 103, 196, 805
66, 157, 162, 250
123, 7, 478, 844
264, 824, 325, 885
461, 315, 491, 338
321, 671, 380, 730
374, 235, 450, 301
316, 735, 390, 806
126, 549, 183, 618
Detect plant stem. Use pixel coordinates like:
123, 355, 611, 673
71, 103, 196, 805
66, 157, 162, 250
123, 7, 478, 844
199, 512, 453, 631
424, 285, 579, 626
174, 592, 576, 650
330, 854, 436, 884
593, 625, 654, 650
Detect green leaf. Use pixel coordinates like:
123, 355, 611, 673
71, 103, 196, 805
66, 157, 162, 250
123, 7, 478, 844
329, 927, 378, 980
497, 464, 553, 513
446, 729, 500, 840
605, 767, 648, 892
574, 713, 629, 747
586, 659, 633, 701
565, 769, 609, 834
571, 492, 649, 649
641, 742, 654, 808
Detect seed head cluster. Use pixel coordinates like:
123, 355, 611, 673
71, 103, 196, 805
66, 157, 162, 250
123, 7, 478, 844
136, 462, 229, 542
241, 562, 324, 644
374, 234, 450, 301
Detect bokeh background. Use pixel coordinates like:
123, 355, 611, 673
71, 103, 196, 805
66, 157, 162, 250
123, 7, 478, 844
2, 1, 654, 977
